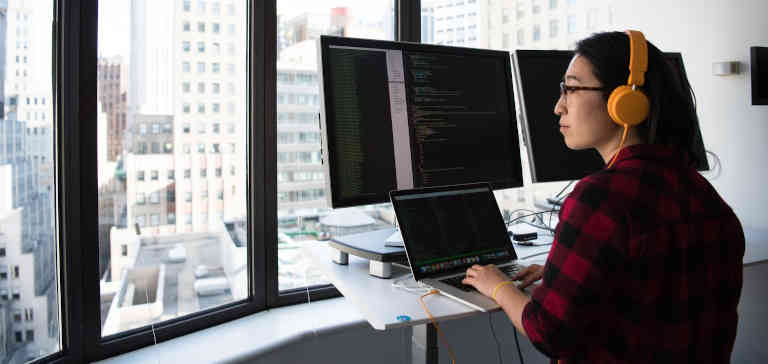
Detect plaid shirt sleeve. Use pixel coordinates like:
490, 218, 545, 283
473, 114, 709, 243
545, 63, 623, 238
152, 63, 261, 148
521, 173, 629, 359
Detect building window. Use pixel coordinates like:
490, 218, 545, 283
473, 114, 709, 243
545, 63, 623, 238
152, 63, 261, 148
13, 310, 22, 323
183, 104, 191, 114
198, 104, 205, 114
182, 41, 191, 53
533, 24, 541, 41
15, 331, 22, 343
136, 215, 146, 227
198, 22, 205, 32
136, 193, 146, 205
168, 213, 176, 225
213, 23, 220, 34
25, 308, 33, 322
532, 0, 541, 14
183, 0, 191, 11
183, 21, 190, 32
182, 62, 191, 73
167, 190, 176, 202
212, 62, 220, 73
137, 171, 145, 181
150, 192, 160, 204
517, 29, 525, 46
151, 142, 160, 153
568, 14, 577, 34
198, 143, 206, 153
201, 169, 208, 178
197, 62, 206, 73
168, 169, 175, 180
199, 0, 206, 12
0, 247, 5, 257
183, 144, 191, 154
185, 214, 193, 225
184, 169, 191, 179
549, 19, 559, 38
212, 83, 220, 94
197, 41, 205, 53
215, 167, 222, 177
230, 165, 236, 176
164, 142, 174, 153
0, 289, 7, 299
550, 0, 558, 9
139, 123, 147, 135
183, 123, 191, 133
185, 192, 193, 202
197, 123, 206, 134
121, 244, 128, 256
151, 170, 159, 181
12, 287, 20, 300
26, 330, 34, 342
213, 123, 220, 134
183, 82, 191, 93
150, 214, 160, 226
213, 103, 220, 113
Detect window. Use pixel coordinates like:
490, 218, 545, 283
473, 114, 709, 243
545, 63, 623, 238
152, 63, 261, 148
216, 167, 222, 177
183, 0, 191, 11
139, 123, 147, 135
198, 103, 206, 114
213, 23, 221, 34
198, 143, 206, 153
183, 123, 191, 133
212, 83, 220, 94
168, 169, 175, 180
183, 143, 191, 154
136, 215, 146, 227
198, 22, 205, 32
201, 189, 209, 198
121, 244, 128, 256
213, 2, 221, 15
550, 0, 558, 9
150, 214, 160, 226
137, 170, 145, 181
26, 330, 34, 342
201, 168, 208, 178
168, 213, 176, 225
198, 41, 205, 53
517, 29, 525, 46
150, 192, 160, 204
0, 247, 5, 257
136, 193, 146, 205
185, 192, 193, 202
532, 0, 541, 14
151, 170, 159, 181
568, 14, 577, 34
549, 19, 559, 38
197, 62, 206, 73
533, 24, 541, 41
183, 61, 191, 72
183, 21, 190, 32
212, 62, 220, 73
167, 190, 176, 202
182, 41, 191, 52
213, 123, 221, 134
184, 169, 192, 179
183, 82, 191, 93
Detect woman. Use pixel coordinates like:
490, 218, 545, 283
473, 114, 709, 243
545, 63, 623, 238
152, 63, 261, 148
462, 31, 744, 363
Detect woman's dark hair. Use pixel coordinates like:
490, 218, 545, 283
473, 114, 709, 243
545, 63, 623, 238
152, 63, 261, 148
575, 31, 705, 168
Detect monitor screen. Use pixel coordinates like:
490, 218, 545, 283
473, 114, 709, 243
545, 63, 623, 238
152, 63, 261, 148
751, 46, 768, 105
514, 50, 603, 183
514, 50, 709, 183
390, 184, 515, 281
319, 36, 523, 208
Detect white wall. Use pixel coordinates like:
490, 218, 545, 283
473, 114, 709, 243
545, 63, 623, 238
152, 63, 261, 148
611, 0, 768, 229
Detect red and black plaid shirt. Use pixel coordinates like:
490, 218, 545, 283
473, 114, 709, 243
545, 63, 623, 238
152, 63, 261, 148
522, 144, 745, 364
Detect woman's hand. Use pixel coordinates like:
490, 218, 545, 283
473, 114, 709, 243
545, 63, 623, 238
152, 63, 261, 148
511, 264, 544, 289
462, 264, 511, 298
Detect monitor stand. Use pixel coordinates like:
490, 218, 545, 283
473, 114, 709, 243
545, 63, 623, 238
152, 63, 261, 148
328, 227, 408, 278
383, 228, 403, 247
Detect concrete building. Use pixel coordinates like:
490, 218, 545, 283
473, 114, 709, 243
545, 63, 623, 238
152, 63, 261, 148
128, 0, 247, 234
97, 57, 129, 162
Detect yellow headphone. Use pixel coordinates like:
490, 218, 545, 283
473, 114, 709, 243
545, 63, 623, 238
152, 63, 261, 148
605, 30, 650, 168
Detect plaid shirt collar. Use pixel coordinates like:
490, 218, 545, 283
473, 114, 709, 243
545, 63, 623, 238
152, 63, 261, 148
612, 143, 690, 169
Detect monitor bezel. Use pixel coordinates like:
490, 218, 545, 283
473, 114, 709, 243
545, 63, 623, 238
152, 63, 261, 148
318, 35, 522, 208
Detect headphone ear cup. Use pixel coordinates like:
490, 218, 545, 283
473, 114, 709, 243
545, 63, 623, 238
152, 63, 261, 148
607, 85, 650, 127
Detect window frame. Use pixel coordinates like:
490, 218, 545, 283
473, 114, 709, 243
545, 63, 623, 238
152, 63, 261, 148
55, 0, 417, 362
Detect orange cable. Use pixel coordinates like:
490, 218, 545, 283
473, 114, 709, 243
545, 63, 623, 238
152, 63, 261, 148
419, 290, 456, 364
606, 125, 629, 169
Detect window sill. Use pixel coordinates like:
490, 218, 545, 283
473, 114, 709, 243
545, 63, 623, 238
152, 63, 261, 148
93, 297, 366, 364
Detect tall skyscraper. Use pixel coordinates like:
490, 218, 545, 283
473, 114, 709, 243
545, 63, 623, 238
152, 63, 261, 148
97, 57, 129, 162
128, 0, 247, 233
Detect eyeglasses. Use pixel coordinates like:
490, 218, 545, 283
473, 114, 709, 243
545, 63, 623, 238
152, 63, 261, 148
559, 81, 607, 102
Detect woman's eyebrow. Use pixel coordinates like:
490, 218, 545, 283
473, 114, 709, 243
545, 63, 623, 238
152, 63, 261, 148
565, 75, 582, 83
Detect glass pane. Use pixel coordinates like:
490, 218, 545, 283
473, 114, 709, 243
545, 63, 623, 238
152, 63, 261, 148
276, 1, 395, 291
98, 0, 248, 337
0, 1, 61, 362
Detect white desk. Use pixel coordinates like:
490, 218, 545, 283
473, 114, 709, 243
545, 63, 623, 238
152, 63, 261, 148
305, 241, 551, 364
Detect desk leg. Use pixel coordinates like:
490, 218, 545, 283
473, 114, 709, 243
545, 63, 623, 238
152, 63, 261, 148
332, 249, 348, 265
412, 323, 438, 364
369, 261, 392, 278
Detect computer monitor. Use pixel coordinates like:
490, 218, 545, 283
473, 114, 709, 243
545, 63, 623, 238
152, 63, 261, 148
513, 50, 709, 184
513, 50, 603, 183
319, 36, 524, 209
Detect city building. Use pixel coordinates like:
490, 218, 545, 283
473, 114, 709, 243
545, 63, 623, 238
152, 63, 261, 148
128, 0, 247, 234
97, 57, 129, 162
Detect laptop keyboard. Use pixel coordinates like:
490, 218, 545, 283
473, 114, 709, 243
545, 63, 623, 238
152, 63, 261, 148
440, 264, 521, 292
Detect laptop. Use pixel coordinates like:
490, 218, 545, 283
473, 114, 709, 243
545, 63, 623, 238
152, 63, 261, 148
390, 182, 521, 312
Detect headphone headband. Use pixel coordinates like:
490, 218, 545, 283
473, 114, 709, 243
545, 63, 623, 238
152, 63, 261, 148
625, 30, 648, 87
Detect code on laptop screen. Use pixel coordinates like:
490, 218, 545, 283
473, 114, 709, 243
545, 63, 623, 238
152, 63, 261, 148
392, 187, 514, 276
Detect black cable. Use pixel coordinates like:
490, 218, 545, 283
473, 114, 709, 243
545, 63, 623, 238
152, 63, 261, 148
519, 251, 550, 260
505, 210, 557, 227
488, 313, 503, 364
553, 180, 576, 200
513, 328, 525, 364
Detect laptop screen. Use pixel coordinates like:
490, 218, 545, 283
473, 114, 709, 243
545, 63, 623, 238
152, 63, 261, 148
390, 183, 516, 281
